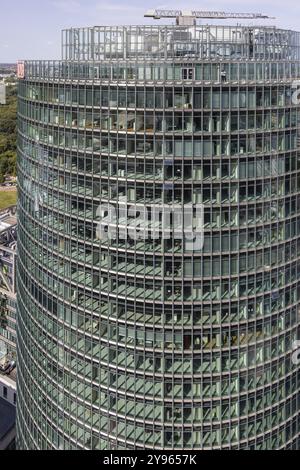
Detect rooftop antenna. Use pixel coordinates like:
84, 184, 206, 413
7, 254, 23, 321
144, 10, 275, 25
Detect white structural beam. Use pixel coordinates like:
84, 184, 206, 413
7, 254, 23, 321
144, 9, 275, 20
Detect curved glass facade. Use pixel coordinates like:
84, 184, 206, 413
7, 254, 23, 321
16, 24, 300, 450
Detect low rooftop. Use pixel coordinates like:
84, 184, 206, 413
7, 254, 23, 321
0, 207, 17, 248
0, 208, 17, 233
0, 397, 15, 444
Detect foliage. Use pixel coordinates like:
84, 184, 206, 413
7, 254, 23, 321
0, 86, 17, 181
0, 294, 8, 329
0, 190, 17, 209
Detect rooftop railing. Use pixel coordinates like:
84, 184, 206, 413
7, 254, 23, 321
19, 60, 300, 82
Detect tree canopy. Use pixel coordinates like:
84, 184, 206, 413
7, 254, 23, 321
0, 86, 17, 182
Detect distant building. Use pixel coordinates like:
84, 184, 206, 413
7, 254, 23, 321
0, 82, 6, 105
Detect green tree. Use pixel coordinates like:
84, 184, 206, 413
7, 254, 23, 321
0, 85, 17, 179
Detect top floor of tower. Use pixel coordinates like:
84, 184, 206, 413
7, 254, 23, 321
61, 10, 300, 62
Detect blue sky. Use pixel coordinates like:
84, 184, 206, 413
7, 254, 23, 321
1, 0, 300, 62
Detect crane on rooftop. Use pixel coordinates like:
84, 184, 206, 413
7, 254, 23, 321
144, 10, 275, 25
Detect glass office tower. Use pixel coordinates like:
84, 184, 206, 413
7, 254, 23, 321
16, 22, 300, 450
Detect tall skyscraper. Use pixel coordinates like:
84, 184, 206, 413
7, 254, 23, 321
16, 11, 300, 450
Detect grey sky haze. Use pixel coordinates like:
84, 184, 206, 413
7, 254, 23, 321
0, 0, 300, 62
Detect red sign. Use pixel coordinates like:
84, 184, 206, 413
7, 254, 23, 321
17, 61, 25, 79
